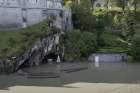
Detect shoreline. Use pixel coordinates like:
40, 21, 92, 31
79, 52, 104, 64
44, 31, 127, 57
0, 83, 140, 93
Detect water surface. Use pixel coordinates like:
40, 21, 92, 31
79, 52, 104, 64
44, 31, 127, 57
0, 62, 140, 90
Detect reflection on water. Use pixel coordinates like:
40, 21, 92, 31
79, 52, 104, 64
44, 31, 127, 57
95, 61, 100, 67
0, 62, 140, 89
56, 64, 61, 73
95, 56, 100, 67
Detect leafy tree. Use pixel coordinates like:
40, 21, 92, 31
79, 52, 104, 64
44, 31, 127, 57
132, 0, 140, 16
117, 13, 135, 48
115, 0, 128, 11
71, 0, 95, 31
131, 37, 140, 61
94, 9, 106, 47
61, 30, 97, 61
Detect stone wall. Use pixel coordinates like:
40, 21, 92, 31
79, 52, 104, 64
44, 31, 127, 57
88, 53, 128, 62
0, 7, 22, 28
0, 0, 72, 30
26, 9, 45, 26
63, 8, 73, 31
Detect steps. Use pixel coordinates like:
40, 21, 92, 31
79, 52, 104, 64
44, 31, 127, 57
61, 67, 88, 73
27, 72, 60, 79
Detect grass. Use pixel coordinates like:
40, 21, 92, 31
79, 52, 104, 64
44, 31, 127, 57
97, 47, 128, 53
96, 26, 140, 54
101, 32, 121, 47
0, 20, 49, 59
96, 31, 127, 53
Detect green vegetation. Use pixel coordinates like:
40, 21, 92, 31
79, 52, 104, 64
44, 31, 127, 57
71, 0, 95, 32
61, 30, 129, 61
0, 20, 50, 59
130, 37, 140, 61
62, 0, 140, 61
98, 47, 128, 53
0, 0, 140, 62
60, 30, 97, 61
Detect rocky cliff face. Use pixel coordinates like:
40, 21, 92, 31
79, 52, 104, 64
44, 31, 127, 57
0, 32, 62, 73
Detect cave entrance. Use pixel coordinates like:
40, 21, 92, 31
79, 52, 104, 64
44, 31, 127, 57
43, 52, 58, 63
